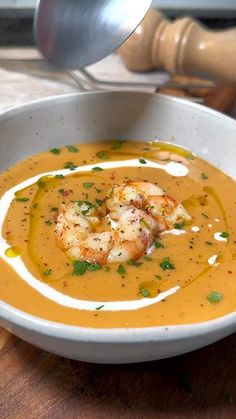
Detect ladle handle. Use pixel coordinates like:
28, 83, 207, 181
119, 9, 236, 84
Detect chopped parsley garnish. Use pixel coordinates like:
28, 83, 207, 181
64, 161, 78, 170
155, 275, 161, 280
220, 231, 229, 239
205, 241, 213, 246
174, 221, 185, 230
45, 219, 52, 226
58, 188, 65, 195
207, 291, 223, 303
43, 269, 52, 276
127, 259, 142, 267
50, 148, 61, 155
159, 257, 175, 270
83, 182, 94, 189
67, 145, 78, 153
77, 201, 94, 215
55, 174, 64, 178
111, 139, 126, 150
154, 241, 164, 249
16, 197, 30, 202
144, 256, 152, 261
139, 158, 147, 165
104, 266, 111, 272
117, 264, 126, 276
96, 150, 109, 159
201, 213, 209, 219
92, 166, 103, 172
86, 262, 101, 272
73, 260, 87, 276
95, 198, 104, 207
201, 172, 208, 180
95, 305, 104, 311
73, 260, 101, 276
139, 287, 150, 298
50, 207, 58, 212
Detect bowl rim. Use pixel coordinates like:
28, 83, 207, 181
0, 91, 236, 342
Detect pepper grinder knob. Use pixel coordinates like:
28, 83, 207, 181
119, 9, 236, 84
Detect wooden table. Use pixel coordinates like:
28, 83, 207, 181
1, 329, 236, 418
0, 50, 236, 418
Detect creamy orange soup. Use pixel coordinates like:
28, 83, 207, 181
0, 140, 236, 328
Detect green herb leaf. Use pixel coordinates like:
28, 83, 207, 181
174, 221, 185, 230
55, 174, 64, 178
155, 275, 161, 280
77, 201, 94, 215
127, 259, 142, 267
144, 256, 152, 261
104, 266, 111, 272
95, 198, 104, 207
64, 161, 78, 171
154, 241, 164, 249
117, 264, 126, 276
73, 260, 87, 276
50, 148, 61, 155
207, 291, 223, 303
111, 139, 126, 150
205, 241, 213, 246
58, 188, 65, 195
159, 257, 175, 270
50, 207, 58, 212
45, 219, 52, 226
139, 158, 147, 165
67, 145, 79, 153
220, 231, 229, 239
73, 260, 101, 276
201, 172, 208, 180
92, 166, 103, 172
201, 212, 209, 219
96, 150, 109, 159
139, 287, 150, 298
16, 197, 30, 202
83, 182, 94, 189
95, 305, 104, 311
85, 262, 101, 272
43, 269, 52, 276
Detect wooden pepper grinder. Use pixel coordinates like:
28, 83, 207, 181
119, 9, 236, 84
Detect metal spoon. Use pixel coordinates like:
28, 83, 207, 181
34, 0, 152, 69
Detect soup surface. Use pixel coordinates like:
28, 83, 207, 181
0, 140, 236, 328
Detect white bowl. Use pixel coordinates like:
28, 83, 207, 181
0, 92, 236, 364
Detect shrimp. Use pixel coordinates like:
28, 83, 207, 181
108, 207, 158, 262
105, 181, 164, 220
55, 181, 191, 264
106, 181, 190, 230
145, 195, 191, 231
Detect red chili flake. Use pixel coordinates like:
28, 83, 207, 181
61, 189, 73, 197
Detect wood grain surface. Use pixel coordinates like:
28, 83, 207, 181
0, 328, 236, 419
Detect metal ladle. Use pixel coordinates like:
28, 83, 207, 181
34, 0, 152, 69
